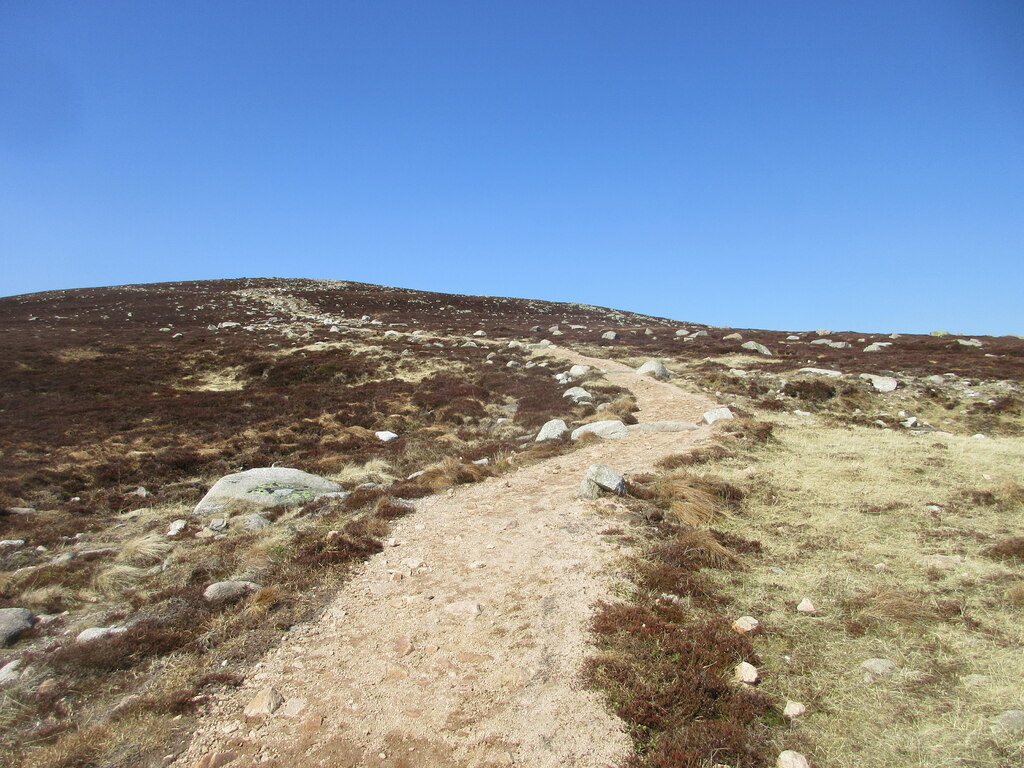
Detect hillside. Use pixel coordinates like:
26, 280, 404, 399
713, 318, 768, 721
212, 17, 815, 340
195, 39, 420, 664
1, 278, 1022, 768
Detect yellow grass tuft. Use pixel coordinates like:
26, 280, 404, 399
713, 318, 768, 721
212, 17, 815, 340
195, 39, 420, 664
117, 531, 172, 565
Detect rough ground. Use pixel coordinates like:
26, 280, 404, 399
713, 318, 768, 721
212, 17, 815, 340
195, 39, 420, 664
173, 349, 718, 768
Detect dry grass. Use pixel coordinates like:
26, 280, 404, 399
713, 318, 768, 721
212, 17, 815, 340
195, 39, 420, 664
329, 457, 398, 487
699, 415, 1024, 767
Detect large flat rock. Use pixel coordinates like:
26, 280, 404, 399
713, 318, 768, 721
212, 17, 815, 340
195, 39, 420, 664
193, 467, 343, 516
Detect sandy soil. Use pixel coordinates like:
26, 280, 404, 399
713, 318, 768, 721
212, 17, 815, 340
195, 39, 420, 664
176, 349, 719, 768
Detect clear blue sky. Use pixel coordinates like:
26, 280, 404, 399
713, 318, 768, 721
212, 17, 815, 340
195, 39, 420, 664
2, 1, 1022, 334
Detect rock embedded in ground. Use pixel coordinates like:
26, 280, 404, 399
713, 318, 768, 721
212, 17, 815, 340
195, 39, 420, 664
923, 554, 963, 570
0, 659, 21, 685
601, 330, 618, 340
636, 359, 671, 380
733, 661, 759, 684
375, 430, 399, 442
244, 686, 284, 718
570, 421, 629, 440
797, 367, 843, 378
535, 419, 569, 442
627, 421, 699, 434
443, 601, 482, 619
244, 514, 271, 530
584, 464, 626, 495
860, 373, 898, 393
562, 386, 593, 403
723, 332, 743, 340
203, 580, 260, 604
702, 407, 734, 425
568, 364, 591, 379
861, 658, 897, 677
777, 751, 811, 768
732, 616, 760, 634
76, 626, 127, 644
741, 341, 772, 355
993, 710, 1024, 734
166, 519, 187, 537
194, 467, 343, 516
0, 608, 36, 646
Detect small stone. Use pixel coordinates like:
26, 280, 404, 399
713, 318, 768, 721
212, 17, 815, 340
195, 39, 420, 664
391, 636, 414, 657
734, 662, 759, 684
732, 616, 760, 634
280, 697, 307, 718
0, 659, 21, 686
203, 580, 260, 604
244, 514, 271, 530
993, 710, 1024, 734
208, 517, 229, 531
796, 598, 816, 614
584, 464, 626, 495
861, 658, 897, 677
37, 678, 59, 696
923, 554, 963, 570
375, 431, 399, 442
76, 626, 126, 643
783, 700, 807, 718
723, 332, 743, 341
702, 407, 734, 425
166, 519, 187, 537
777, 751, 811, 768
243, 686, 284, 718
443, 601, 482, 619
535, 419, 569, 442
601, 331, 618, 340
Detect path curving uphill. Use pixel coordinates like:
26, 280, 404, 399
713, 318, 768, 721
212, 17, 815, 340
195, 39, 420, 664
176, 349, 721, 768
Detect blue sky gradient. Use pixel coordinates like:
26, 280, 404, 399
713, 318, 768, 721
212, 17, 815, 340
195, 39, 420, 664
2, 1, 1022, 334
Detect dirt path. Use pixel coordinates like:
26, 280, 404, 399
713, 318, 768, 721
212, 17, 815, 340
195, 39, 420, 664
176, 349, 720, 768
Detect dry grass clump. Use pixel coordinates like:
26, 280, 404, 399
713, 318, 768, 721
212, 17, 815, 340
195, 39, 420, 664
415, 456, 497, 492
845, 587, 943, 631
118, 531, 173, 565
781, 379, 836, 402
627, 469, 744, 527
982, 536, 1024, 562
655, 444, 732, 470
329, 458, 397, 488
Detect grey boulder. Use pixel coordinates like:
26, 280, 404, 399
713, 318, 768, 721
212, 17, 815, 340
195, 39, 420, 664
562, 387, 593, 403
860, 374, 898, 393
193, 467, 343, 516
0, 608, 35, 646
741, 341, 772, 355
636, 360, 671, 380
535, 419, 569, 442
